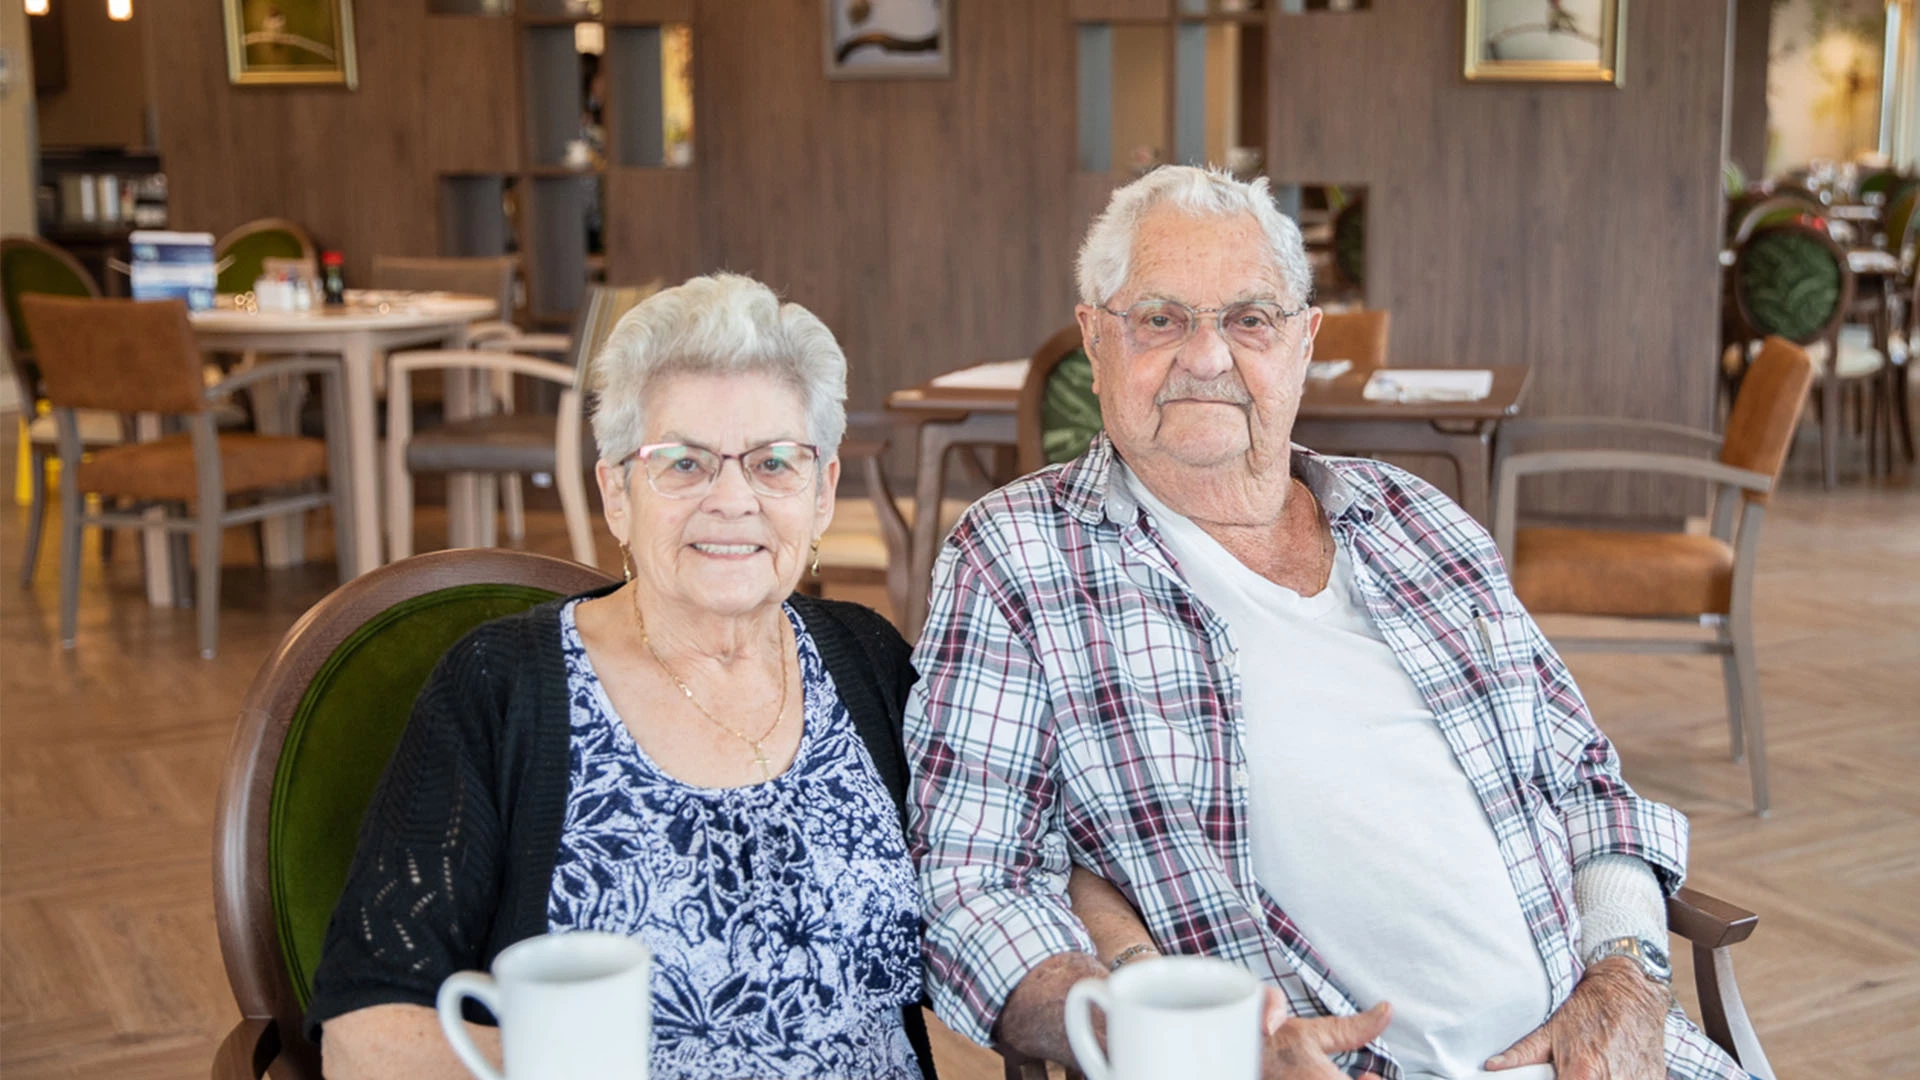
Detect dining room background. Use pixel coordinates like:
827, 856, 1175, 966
124, 0, 1737, 518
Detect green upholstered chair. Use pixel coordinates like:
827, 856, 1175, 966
1016, 325, 1102, 475
216, 218, 317, 296
1730, 223, 1886, 489
1887, 187, 1918, 264
1, 236, 122, 586
1331, 195, 1367, 290
212, 549, 615, 1080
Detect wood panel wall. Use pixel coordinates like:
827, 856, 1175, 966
1728, 0, 1772, 182
670, 0, 1085, 406
143, 0, 518, 279
1267, 0, 1731, 518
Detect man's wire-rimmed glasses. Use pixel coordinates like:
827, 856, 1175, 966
1098, 297, 1308, 354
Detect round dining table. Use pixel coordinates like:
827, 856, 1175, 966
187, 291, 499, 590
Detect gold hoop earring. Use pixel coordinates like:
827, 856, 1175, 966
809, 539, 821, 578
620, 543, 634, 583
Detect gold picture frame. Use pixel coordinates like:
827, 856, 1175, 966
1464, 0, 1625, 86
223, 0, 359, 89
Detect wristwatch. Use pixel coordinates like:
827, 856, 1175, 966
1584, 936, 1673, 985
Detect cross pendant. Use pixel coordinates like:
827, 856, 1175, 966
751, 745, 772, 781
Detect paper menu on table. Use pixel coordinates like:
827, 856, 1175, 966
1362, 369, 1493, 403
929, 359, 1031, 391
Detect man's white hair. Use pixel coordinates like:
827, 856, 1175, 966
589, 273, 848, 466
1075, 165, 1313, 308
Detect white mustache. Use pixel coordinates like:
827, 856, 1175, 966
1155, 371, 1253, 407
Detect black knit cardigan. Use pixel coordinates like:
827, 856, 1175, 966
304, 586, 936, 1078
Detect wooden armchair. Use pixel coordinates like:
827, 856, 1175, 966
211, 550, 615, 1080
996, 886, 1773, 1079
20, 295, 349, 659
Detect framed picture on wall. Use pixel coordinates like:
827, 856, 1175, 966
1464, 0, 1625, 85
824, 0, 951, 80
223, 0, 360, 89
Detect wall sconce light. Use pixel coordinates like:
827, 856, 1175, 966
24, 0, 51, 16
107, 0, 131, 19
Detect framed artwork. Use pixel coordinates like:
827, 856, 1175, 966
824, 0, 950, 80
223, 0, 360, 89
1464, 0, 1625, 86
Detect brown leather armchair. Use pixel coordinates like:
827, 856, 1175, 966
1493, 337, 1816, 815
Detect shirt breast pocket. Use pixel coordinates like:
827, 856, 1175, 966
1468, 609, 1548, 784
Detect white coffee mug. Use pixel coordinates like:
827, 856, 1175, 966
1065, 956, 1263, 1080
436, 931, 653, 1080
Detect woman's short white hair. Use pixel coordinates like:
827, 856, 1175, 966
1075, 165, 1313, 308
589, 273, 848, 466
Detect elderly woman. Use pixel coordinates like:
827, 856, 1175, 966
306, 274, 933, 1079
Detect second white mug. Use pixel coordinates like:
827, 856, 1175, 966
436, 931, 652, 1080
1064, 955, 1264, 1080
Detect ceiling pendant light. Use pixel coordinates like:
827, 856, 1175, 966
107, 0, 131, 19
24, 0, 50, 17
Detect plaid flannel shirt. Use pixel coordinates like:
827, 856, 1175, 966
906, 434, 1743, 1080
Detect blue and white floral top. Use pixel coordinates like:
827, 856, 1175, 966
548, 600, 924, 1080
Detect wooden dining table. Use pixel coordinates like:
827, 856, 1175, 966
885, 360, 1532, 635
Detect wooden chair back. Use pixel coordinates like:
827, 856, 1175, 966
371, 255, 518, 320
1719, 336, 1814, 505
573, 282, 659, 389
216, 218, 317, 295
1312, 308, 1391, 373
19, 295, 206, 415
1729, 196, 1825, 247
1016, 324, 1095, 475
212, 550, 614, 1079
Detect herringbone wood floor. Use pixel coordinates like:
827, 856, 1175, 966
2, 426, 1915, 1079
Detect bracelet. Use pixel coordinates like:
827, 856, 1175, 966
1110, 943, 1160, 971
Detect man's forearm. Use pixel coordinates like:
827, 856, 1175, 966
992, 950, 1108, 1064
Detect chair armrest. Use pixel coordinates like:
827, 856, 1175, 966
1497, 450, 1771, 492
388, 350, 578, 388
1494, 450, 1772, 558
210, 1017, 280, 1080
1498, 416, 1725, 452
468, 319, 520, 342
1667, 887, 1759, 949
205, 358, 340, 402
477, 332, 573, 357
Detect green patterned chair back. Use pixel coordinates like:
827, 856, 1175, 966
1332, 197, 1367, 287
1042, 348, 1101, 465
1887, 187, 1918, 262
1858, 170, 1905, 201
216, 219, 316, 295
1731, 224, 1851, 347
214, 551, 614, 1079
1, 237, 100, 398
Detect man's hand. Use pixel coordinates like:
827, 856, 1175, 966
1486, 957, 1668, 1079
1262, 991, 1391, 1080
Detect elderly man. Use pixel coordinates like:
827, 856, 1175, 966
905, 167, 1746, 1080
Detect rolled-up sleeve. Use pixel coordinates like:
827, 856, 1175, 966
905, 521, 1094, 1047
1525, 615, 1691, 894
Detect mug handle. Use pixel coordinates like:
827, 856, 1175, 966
1063, 977, 1116, 1080
436, 971, 506, 1080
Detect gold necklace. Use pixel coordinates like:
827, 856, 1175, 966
631, 593, 790, 781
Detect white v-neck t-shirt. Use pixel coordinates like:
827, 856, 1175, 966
1122, 465, 1555, 1080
